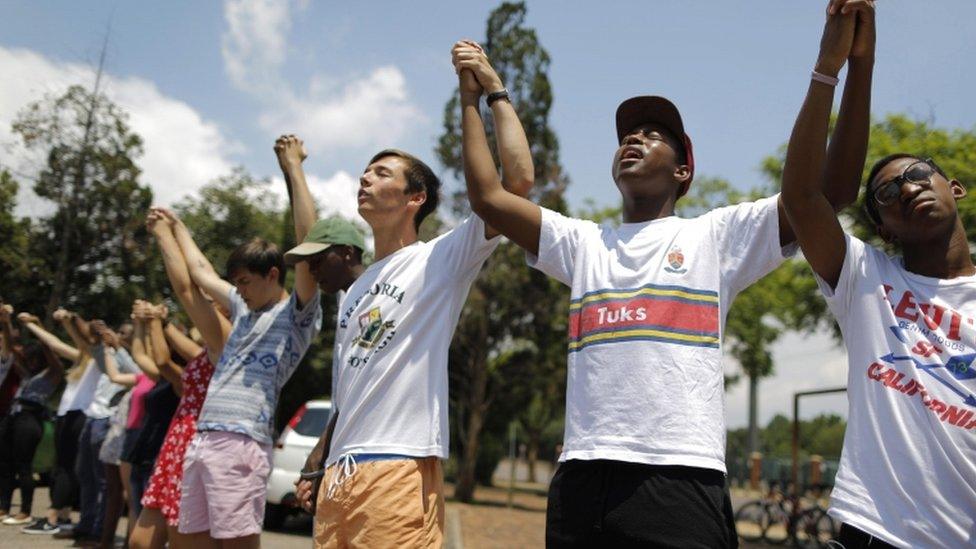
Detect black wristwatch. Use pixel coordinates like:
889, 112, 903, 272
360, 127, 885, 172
486, 88, 510, 106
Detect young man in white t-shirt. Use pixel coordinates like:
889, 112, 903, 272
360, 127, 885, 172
300, 64, 533, 547
452, 11, 869, 544
783, 2, 975, 548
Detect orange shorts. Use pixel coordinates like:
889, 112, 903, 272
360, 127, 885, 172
314, 456, 444, 548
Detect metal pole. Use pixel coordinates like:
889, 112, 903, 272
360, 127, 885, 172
792, 393, 800, 490
791, 387, 847, 491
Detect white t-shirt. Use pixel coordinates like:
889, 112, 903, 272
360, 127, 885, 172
86, 346, 138, 419
327, 215, 499, 466
529, 196, 789, 472
57, 359, 100, 416
816, 234, 976, 548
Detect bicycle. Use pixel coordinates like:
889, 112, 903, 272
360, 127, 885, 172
735, 481, 837, 547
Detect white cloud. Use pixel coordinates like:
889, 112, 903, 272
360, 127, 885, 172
221, 0, 423, 156
258, 66, 423, 154
269, 169, 373, 251
269, 170, 360, 222
0, 46, 235, 214
221, 0, 290, 92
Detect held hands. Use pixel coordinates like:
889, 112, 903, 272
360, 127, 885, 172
16, 312, 40, 326
0, 303, 12, 323
52, 308, 71, 322
131, 300, 154, 321
848, 0, 875, 60
146, 207, 174, 234
91, 320, 120, 348
151, 207, 183, 229
819, 0, 875, 75
274, 134, 307, 173
452, 40, 504, 97
294, 477, 315, 513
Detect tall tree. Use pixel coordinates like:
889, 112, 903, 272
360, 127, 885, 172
0, 169, 37, 310
437, 1, 570, 501
11, 84, 156, 326
764, 113, 976, 246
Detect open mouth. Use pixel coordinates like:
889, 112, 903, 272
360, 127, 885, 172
357, 191, 370, 203
619, 146, 644, 162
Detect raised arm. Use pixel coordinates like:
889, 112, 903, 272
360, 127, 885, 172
781, 1, 874, 288
39, 342, 65, 384
452, 40, 542, 253
159, 208, 233, 312
101, 347, 137, 387
1, 303, 14, 360
130, 303, 161, 381
148, 209, 228, 358
274, 135, 318, 306
55, 308, 92, 356
163, 323, 202, 364
149, 312, 183, 395
2, 304, 30, 379
18, 312, 80, 362
822, 1, 874, 208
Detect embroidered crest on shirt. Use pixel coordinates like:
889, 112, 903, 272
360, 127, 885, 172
664, 245, 688, 274
354, 307, 396, 350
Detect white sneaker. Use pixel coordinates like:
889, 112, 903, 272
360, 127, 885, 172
3, 515, 33, 525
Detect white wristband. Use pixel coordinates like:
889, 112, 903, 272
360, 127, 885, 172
811, 71, 839, 87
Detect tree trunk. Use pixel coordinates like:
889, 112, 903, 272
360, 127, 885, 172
525, 432, 539, 483
747, 373, 759, 456
454, 352, 489, 503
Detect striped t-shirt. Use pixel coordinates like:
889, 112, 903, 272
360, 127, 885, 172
528, 195, 790, 473
196, 287, 322, 444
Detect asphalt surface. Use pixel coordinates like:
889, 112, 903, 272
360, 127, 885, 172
1, 481, 785, 548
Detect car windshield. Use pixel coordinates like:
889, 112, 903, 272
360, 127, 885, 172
293, 406, 332, 437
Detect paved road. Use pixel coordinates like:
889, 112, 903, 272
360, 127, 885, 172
2, 481, 787, 548
0, 488, 313, 548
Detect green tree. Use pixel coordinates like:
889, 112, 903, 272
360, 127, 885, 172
0, 170, 36, 309
436, 1, 570, 501
173, 168, 286, 270
11, 84, 157, 326
762, 113, 976, 247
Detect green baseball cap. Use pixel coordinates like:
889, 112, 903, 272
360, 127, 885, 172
284, 216, 366, 265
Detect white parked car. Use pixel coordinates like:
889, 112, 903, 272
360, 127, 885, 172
265, 399, 333, 529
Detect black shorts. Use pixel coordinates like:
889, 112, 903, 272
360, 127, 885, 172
546, 459, 737, 548
832, 523, 898, 549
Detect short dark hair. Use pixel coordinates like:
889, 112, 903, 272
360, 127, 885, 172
225, 237, 286, 285
369, 149, 441, 231
22, 341, 47, 375
864, 153, 948, 225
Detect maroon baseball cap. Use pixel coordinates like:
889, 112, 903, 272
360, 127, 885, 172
615, 96, 695, 194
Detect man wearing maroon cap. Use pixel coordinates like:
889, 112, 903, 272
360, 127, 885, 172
454, 7, 870, 544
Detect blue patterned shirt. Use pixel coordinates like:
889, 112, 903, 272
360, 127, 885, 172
196, 287, 322, 444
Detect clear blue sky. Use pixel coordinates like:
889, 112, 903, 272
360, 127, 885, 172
3, 0, 975, 426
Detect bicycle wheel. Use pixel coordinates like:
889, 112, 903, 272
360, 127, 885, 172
793, 508, 836, 548
733, 500, 767, 543
764, 503, 791, 545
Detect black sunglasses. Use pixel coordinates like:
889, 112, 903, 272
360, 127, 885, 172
871, 158, 938, 207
